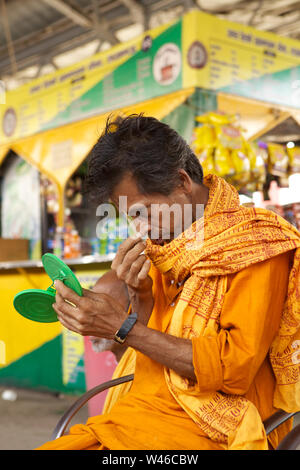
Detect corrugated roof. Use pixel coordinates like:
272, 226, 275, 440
1, 0, 300, 89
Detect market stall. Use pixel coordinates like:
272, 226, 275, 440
0, 10, 300, 398
0, 17, 195, 395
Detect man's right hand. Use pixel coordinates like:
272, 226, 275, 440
111, 234, 152, 293
111, 235, 153, 324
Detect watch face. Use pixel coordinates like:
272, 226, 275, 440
114, 312, 138, 344
114, 333, 126, 344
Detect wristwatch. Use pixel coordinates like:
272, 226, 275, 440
114, 312, 138, 344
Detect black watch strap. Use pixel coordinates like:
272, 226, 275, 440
114, 312, 138, 344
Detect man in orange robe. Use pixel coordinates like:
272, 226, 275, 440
37, 115, 300, 450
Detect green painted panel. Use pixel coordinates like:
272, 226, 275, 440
43, 20, 183, 130
0, 335, 86, 394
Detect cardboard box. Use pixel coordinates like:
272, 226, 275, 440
0, 238, 29, 261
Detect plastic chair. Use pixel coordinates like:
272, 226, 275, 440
51, 374, 300, 450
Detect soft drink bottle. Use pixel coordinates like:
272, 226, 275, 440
107, 218, 116, 254
54, 226, 64, 257
47, 227, 55, 254
71, 230, 81, 258
99, 219, 108, 255
64, 230, 71, 259
90, 237, 100, 255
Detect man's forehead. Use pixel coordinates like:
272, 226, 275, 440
110, 172, 174, 212
110, 173, 151, 208
111, 173, 139, 198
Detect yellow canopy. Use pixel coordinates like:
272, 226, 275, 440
0, 87, 195, 224
217, 93, 292, 141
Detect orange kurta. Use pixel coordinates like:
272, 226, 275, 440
37, 251, 292, 450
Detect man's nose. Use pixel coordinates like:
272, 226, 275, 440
134, 220, 149, 239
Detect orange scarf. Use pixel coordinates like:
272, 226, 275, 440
106, 174, 300, 450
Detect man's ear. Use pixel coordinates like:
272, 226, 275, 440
177, 169, 193, 194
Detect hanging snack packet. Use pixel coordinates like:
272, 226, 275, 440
267, 143, 289, 177
191, 123, 216, 176
210, 117, 242, 178
215, 123, 244, 150
287, 145, 300, 174
246, 141, 258, 173
196, 111, 236, 127
197, 147, 215, 175
214, 143, 234, 177
192, 124, 216, 151
230, 146, 251, 185
250, 142, 267, 190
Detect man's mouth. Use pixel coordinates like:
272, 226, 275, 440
151, 238, 164, 246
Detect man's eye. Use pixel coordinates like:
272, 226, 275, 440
128, 211, 143, 219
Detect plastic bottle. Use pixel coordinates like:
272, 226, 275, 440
47, 227, 55, 254
70, 230, 81, 258
99, 230, 108, 255
107, 218, 117, 254
54, 226, 64, 257
99, 219, 109, 255
114, 218, 123, 252
64, 230, 71, 259
90, 237, 100, 255
119, 214, 130, 241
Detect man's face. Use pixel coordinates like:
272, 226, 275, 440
111, 173, 193, 245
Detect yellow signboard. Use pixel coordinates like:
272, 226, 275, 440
3, 11, 300, 150
0, 45, 130, 145
183, 10, 300, 90
0, 21, 171, 146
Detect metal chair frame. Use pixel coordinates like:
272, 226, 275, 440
51, 374, 300, 450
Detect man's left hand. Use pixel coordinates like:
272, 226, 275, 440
53, 280, 127, 338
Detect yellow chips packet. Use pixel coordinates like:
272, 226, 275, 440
267, 143, 289, 177
287, 146, 300, 174
197, 148, 215, 175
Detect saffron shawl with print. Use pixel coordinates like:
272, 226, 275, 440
105, 174, 300, 450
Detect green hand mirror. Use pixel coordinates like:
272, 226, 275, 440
13, 253, 82, 323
